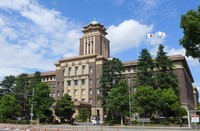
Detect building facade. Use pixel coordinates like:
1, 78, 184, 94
39, 20, 199, 121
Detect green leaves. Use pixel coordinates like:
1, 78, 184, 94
54, 94, 75, 122
0, 94, 20, 119
136, 49, 154, 86
33, 83, 54, 119
180, 6, 200, 60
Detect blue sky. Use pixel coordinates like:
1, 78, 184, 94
0, 0, 199, 93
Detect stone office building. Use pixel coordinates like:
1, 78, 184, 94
39, 20, 198, 121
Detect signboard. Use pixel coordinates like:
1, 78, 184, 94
137, 118, 150, 123
191, 115, 199, 123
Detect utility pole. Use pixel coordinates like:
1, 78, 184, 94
30, 88, 34, 123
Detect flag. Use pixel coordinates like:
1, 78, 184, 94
158, 31, 166, 37
147, 33, 154, 38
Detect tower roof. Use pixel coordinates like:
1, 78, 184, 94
82, 19, 107, 35
90, 18, 99, 25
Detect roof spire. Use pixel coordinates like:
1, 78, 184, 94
90, 18, 99, 25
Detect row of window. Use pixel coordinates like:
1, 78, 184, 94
68, 88, 100, 95
64, 65, 93, 77
50, 90, 64, 98
42, 76, 56, 82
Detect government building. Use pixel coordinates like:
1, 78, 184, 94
38, 20, 199, 121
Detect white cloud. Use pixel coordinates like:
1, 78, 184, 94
0, 0, 81, 78
107, 19, 153, 54
130, 0, 177, 22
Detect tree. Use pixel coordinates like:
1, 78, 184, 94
12, 73, 29, 118
29, 71, 42, 93
160, 88, 180, 117
133, 85, 158, 118
136, 49, 154, 87
180, 6, 200, 61
106, 80, 129, 125
0, 75, 15, 95
78, 108, 90, 122
55, 94, 75, 123
32, 83, 54, 123
0, 94, 20, 119
100, 58, 124, 111
155, 44, 179, 95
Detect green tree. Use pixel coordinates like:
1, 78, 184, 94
133, 85, 158, 118
155, 44, 179, 95
12, 73, 29, 118
180, 6, 200, 61
160, 88, 180, 117
55, 94, 75, 123
32, 83, 54, 123
106, 80, 129, 125
29, 71, 42, 93
100, 58, 124, 111
136, 49, 154, 87
0, 75, 15, 95
78, 108, 90, 122
0, 94, 20, 119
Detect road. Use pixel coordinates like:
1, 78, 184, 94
0, 123, 199, 131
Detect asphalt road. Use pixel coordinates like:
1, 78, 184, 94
0, 124, 199, 131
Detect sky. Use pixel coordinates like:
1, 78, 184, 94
0, 0, 199, 94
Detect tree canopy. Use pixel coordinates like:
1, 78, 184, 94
155, 44, 179, 95
55, 94, 75, 123
100, 57, 124, 110
32, 83, 54, 123
0, 94, 20, 119
180, 6, 200, 61
0, 75, 15, 95
106, 80, 129, 125
136, 49, 154, 87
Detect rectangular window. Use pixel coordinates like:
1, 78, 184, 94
57, 91, 59, 97
82, 89, 85, 95
75, 66, 78, 76
89, 66, 92, 73
57, 82, 60, 88
49, 84, 52, 88
75, 89, 78, 95
82, 99, 85, 102
62, 90, 64, 96
53, 92, 55, 98
75, 80, 78, 86
67, 80, 71, 86
89, 88, 92, 95
68, 67, 72, 76
82, 65, 86, 75
63, 69, 65, 77
75, 99, 78, 101
82, 79, 86, 85
53, 84, 55, 88
97, 88, 100, 94
62, 81, 64, 87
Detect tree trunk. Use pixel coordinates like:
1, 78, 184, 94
120, 113, 123, 126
